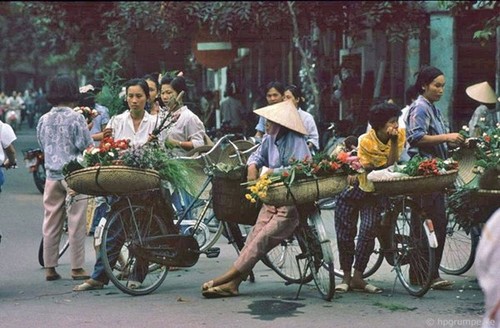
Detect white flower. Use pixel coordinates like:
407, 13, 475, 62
462, 125, 469, 131
108, 152, 115, 158
91, 148, 99, 155
79, 84, 95, 93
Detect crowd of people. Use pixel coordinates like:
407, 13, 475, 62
0, 67, 499, 326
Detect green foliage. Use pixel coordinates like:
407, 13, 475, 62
95, 62, 126, 117
440, 0, 499, 42
120, 144, 196, 195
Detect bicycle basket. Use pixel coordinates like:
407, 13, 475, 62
261, 174, 348, 206
372, 170, 458, 196
65, 165, 161, 196
212, 165, 260, 225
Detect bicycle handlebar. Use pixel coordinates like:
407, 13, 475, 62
175, 134, 236, 162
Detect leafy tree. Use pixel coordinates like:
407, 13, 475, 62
439, 0, 499, 43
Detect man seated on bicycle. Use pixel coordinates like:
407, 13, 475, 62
334, 102, 405, 294
201, 100, 311, 298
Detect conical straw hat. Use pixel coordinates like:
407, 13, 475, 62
465, 81, 497, 104
254, 101, 307, 135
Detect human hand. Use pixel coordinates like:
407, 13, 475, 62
102, 127, 113, 138
247, 165, 259, 181
166, 91, 185, 112
386, 126, 399, 139
347, 174, 357, 186
447, 132, 465, 148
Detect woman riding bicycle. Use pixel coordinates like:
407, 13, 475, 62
201, 100, 311, 298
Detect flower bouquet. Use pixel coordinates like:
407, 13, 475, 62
73, 106, 99, 124
245, 151, 358, 206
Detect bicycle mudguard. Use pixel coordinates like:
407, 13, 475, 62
131, 235, 200, 267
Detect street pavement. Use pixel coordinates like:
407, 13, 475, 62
0, 124, 486, 328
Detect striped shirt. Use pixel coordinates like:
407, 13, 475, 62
406, 95, 449, 159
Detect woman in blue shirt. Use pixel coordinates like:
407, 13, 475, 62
406, 66, 465, 289
202, 100, 311, 298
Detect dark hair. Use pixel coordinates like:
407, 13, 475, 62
264, 81, 285, 95
344, 135, 358, 150
142, 73, 160, 94
79, 92, 96, 109
125, 78, 150, 101
405, 85, 418, 105
368, 102, 401, 130
46, 75, 80, 105
285, 84, 304, 107
413, 66, 444, 95
160, 75, 187, 95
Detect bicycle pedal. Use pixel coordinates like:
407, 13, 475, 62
205, 247, 220, 258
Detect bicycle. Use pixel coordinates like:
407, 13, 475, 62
252, 202, 334, 300
95, 135, 256, 295
318, 193, 437, 297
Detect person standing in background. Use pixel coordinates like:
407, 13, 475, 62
37, 75, 93, 281
143, 73, 162, 116
406, 65, 465, 290
220, 82, 244, 134
284, 84, 320, 152
254, 81, 285, 141
466, 81, 498, 137
0, 118, 17, 193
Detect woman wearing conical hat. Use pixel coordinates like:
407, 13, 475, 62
466, 81, 498, 137
202, 100, 311, 298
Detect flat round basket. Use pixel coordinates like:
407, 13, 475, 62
261, 175, 348, 206
372, 170, 458, 196
66, 165, 161, 196
454, 147, 477, 186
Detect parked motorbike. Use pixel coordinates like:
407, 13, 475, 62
23, 148, 45, 193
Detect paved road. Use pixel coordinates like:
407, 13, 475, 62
0, 125, 486, 328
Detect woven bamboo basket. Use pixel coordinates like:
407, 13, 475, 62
66, 165, 161, 196
212, 166, 260, 225
261, 175, 348, 206
372, 170, 458, 196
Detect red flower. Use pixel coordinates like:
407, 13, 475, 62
337, 151, 349, 163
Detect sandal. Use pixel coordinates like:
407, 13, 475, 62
351, 283, 383, 294
73, 279, 104, 291
335, 283, 350, 293
431, 278, 453, 290
201, 280, 214, 291
202, 286, 239, 298
45, 268, 61, 281
71, 268, 90, 280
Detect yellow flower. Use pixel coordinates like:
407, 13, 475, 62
250, 198, 256, 203
245, 194, 252, 200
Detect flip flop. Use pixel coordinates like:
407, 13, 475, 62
352, 283, 383, 294
202, 286, 239, 298
201, 280, 214, 291
73, 279, 104, 291
431, 278, 453, 290
335, 283, 350, 293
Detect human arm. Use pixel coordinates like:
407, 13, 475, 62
3, 144, 17, 169
359, 128, 405, 171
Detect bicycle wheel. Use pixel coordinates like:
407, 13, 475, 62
261, 232, 313, 284
306, 210, 336, 301
101, 204, 169, 296
318, 197, 383, 278
392, 197, 435, 297
178, 205, 223, 252
38, 222, 70, 267
439, 214, 479, 275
